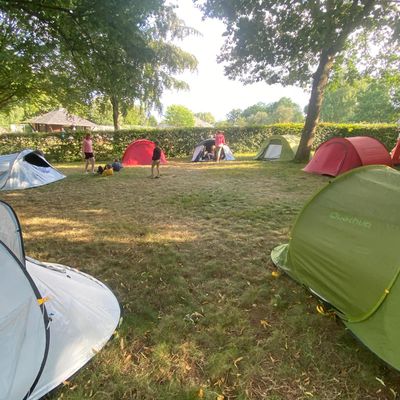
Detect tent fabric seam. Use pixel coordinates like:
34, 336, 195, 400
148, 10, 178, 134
346, 266, 400, 323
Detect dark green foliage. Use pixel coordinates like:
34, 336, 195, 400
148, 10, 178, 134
163, 105, 195, 127
226, 98, 304, 126
320, 73, 400, 123
198, 0, 400, 161
194, 112, 216, 125
0, 122, 397, 161
312, 123, 398, 150
0, 1, 198, 129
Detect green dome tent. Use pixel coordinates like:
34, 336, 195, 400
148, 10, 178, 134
271, 165, 400, 371
255, 135, 300, 161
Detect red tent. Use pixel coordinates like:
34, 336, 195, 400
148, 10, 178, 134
122, 139, 167, 166
303, 136, 393, 177
391, 140, 400, 165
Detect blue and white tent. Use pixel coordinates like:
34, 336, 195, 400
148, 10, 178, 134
0, 149, 65, 191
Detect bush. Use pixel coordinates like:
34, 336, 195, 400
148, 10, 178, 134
0, 123, 397, 162
313, 123, 398, 150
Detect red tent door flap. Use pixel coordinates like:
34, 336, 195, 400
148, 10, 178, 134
315, 142, 348, 176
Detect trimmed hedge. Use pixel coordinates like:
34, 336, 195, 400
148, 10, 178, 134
0, 123, 397, 162
312, 123, 398, 150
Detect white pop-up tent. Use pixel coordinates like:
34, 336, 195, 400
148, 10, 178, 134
0, 149, 65, 191
0, 201, 121, 400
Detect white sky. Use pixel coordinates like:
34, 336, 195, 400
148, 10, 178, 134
160, 0, 310, 121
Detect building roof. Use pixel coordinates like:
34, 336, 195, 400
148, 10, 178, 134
28, 108, 97, 128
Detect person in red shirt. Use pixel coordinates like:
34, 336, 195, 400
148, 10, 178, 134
214, 131, 226, 162
82, 133, 95, 174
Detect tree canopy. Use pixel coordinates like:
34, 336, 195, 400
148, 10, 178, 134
197, 0, 400, 160
194, 112, 216, 124
163, 104, 195, 127
320, 63, 400, 123
0, 0, 198, 129
225, 98, 304, 126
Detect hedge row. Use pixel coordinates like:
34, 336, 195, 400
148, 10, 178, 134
0, 123, 397, 162
312, 123, 398, 150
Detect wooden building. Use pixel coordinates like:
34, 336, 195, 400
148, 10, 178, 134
28, 109, 97, 132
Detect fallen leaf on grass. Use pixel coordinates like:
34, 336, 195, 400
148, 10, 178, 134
271, 271, 280, 278
233, 356, 243, 368
269, 355, 277, 363
316, 305, 330, 316
375, 377, 386, 387
198, 388, 204, 398
184, 311, 204, 324
260, 320, 271, 328
124, 354, 132, 364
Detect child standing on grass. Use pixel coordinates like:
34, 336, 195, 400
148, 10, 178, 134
214, 130, 226, 162
151, 141, 162, 179
82, 133, 95, 174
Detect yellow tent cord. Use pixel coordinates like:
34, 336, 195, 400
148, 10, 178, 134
37, 296, 49, 305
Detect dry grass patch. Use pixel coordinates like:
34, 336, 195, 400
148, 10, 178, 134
1, 158, 399, 400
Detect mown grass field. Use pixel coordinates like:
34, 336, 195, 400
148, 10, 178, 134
2, 156, 400, 399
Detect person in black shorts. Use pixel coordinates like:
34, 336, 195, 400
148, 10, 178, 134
151, 141, 162, 178
82, 133, 95, 174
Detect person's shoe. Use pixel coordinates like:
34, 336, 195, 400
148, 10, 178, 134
155, 176, 160, 179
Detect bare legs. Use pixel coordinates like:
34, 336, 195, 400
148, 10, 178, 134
90, 157, 95, 173
151, 160, 160, 178
216, 146, 223, 162
84, 157, 95, 174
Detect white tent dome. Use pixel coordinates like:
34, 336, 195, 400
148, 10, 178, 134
0, 201, 120, 400
0, 149, 65, 191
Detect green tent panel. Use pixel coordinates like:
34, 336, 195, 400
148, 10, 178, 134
271, 165, 400, 370
255, 135, 300, 161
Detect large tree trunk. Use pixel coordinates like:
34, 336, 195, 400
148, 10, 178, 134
111, 95, 120, 131
294, 51, 335, 162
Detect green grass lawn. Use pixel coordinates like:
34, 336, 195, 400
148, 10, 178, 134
2, 156, 399, 399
